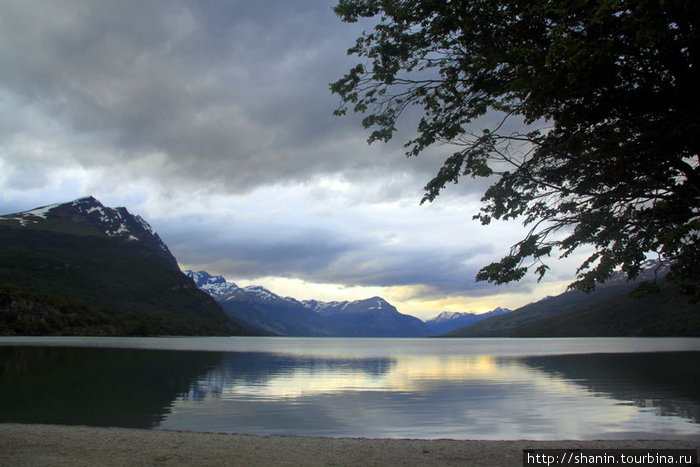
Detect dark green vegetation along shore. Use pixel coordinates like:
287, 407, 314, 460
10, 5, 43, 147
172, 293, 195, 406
0, 197, 252, 336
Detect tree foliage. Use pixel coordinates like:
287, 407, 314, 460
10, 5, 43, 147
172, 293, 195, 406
331, 0, 700, 297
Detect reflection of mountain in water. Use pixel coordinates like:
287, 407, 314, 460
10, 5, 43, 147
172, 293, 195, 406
520, 352, 700, 425
0, 346, 221, 428
182, 353, 395, 401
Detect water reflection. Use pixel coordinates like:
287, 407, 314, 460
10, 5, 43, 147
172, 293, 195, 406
0, 346, 221, 428
182, 353, 395, 400
521, 353, 700, 429
161, 351, 700, 439
0, 342, 698, 439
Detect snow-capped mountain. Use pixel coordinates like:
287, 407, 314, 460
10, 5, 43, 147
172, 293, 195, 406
187, 270, 431, 337
242, 285, 296, 303
0, 196, 178, 269
305, 296, 430, 337
184, 270, 301, 304
185, 270, 242, 300
424, 307, 512, 335
303, 297, 394, 315
185, 270, 328, 336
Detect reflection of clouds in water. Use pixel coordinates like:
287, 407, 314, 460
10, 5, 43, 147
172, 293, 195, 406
161, 353, 700, 439
181, 354, 396, 400
386, 355, 504, 390
182, 355, 524, 399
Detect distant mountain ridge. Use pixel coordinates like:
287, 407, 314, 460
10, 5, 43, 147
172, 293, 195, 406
0, 197, 249, 336
185, 270, 432, 337
308, 296, 430, 337
185, 270, 301, 304
424, 308, 512, 335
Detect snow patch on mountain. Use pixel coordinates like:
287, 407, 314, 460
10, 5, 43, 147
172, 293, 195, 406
135, 215, 157, 237
303, 297, 396, 316
3, 202, 62, 226
302, 300, 347, 312
428, 311, 472, 323
25, 203, 61, 219
71, 198, 174, 258
184, 270, 242, 300
243, 285, 278, 301
71, 197, 139, 241
184, 270, 301, 304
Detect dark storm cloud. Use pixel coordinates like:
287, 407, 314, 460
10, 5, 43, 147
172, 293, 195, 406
163, 214, 360, 279
0, 0, 508, 200
0, 0, 413, 192
157, 211, 512, 298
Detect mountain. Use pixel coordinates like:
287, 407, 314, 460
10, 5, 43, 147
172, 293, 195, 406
305, 296, 432, 337
443, 263, 699, 337
511, 282, 700, 337
2, 196, 178, 268
185, 270, 325, 336
424, 308, 511, 335
0, 197, 250, 336
185, 270, 432, 337
186, 270, 244, 300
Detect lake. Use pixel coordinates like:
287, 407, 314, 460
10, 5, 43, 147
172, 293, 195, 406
1, 336, 699, 440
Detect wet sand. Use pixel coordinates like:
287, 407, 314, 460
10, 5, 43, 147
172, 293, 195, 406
0, 423, 697, 466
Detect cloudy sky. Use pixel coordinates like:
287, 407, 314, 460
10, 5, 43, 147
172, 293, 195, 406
0, 0, 585, 320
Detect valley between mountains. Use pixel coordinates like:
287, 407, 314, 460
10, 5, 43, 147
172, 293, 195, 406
1, 197, 698, 337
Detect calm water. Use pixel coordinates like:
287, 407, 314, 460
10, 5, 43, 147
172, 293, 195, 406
1, 336, 699, 440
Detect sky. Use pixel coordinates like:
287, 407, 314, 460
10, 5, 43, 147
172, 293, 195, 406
0, 0, 585, 320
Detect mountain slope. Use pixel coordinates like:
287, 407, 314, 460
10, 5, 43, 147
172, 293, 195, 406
512, 283, 700, 337
444, 266, 698, 337
0, 197, 248, 336
1, 196, 178, 268
444, 284, 636, 337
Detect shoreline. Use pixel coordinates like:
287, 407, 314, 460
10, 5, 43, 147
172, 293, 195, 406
1, 424, 698, 466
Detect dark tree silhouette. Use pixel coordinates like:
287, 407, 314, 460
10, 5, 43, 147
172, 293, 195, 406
331, 0, 700, 297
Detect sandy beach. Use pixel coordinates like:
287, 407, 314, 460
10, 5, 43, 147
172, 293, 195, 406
0, 424, 697, 466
